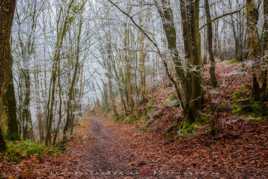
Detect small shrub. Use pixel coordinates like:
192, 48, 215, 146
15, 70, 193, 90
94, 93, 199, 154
165, 93, 180, 107
178, 121, 195, 136
232, 86, 268, 117
232, 85, 248, 101
178, 114, 210, 136
125, 114, 138, 124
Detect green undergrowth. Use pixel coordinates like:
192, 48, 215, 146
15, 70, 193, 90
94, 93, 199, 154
3, 140, 62, 162
113, 113, 139, 124
113, 97, 157, 125
164, 93, 180, 107
177, 114, 210, 136
226, 58, 240, 65
232, 86, 268, 119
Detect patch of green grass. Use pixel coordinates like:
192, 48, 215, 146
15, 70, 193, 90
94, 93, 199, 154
226, 58, 240, 64
124, 114, 138, 124
4, 140, 61, 162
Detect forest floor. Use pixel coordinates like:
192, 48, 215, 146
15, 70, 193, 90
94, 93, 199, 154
1, 61, 268, 178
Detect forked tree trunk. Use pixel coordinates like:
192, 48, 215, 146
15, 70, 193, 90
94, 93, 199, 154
155, 0, 203, 123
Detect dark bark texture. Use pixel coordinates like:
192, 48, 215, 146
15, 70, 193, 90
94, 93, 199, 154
0, 0, 19, 141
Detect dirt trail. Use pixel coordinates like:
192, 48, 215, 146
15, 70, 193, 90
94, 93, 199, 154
84, 117, 137, 178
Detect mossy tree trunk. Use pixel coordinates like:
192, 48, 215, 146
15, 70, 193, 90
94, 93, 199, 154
0, 0, 19, 141
245, 0, 265, 100
180, 0, 203, 123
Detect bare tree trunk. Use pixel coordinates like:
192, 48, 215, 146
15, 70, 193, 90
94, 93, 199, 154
4, 79, 19, 140
107, 33, 119, 117
113, 62, 128, 114
205, 0, 217, 87
124, 22, 135, 114
155, 0, 187, 104
21, 70, 33, 139
138, 3, 147, 102
52, 57, 63, 144
263, 0, 268, 55
0, 128, 6, 152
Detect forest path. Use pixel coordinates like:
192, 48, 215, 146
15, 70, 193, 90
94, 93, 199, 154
82, 117, 137, 178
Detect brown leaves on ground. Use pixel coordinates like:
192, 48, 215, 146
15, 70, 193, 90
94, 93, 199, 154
106, 118, 268, 178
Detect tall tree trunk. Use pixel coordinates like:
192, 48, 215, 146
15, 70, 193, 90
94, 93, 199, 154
138, 5, 147, 102
4, 79, 19, 140
106, 33, 119, 118
245, 0, 262, 100
189, 0, 202, 122
155, 0, 187, 105
124, 22, 135, 114
52, 55, 63, 145
205, 0, 217, 87
180, 0, 203, 122
63, 17, 83, 140
113, 62, 128, 115
0, 128, 6, 152
263, 0, 268, 55
246, 0, 260, 58
0, 0, 19, 141
21, 69, 33, 139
